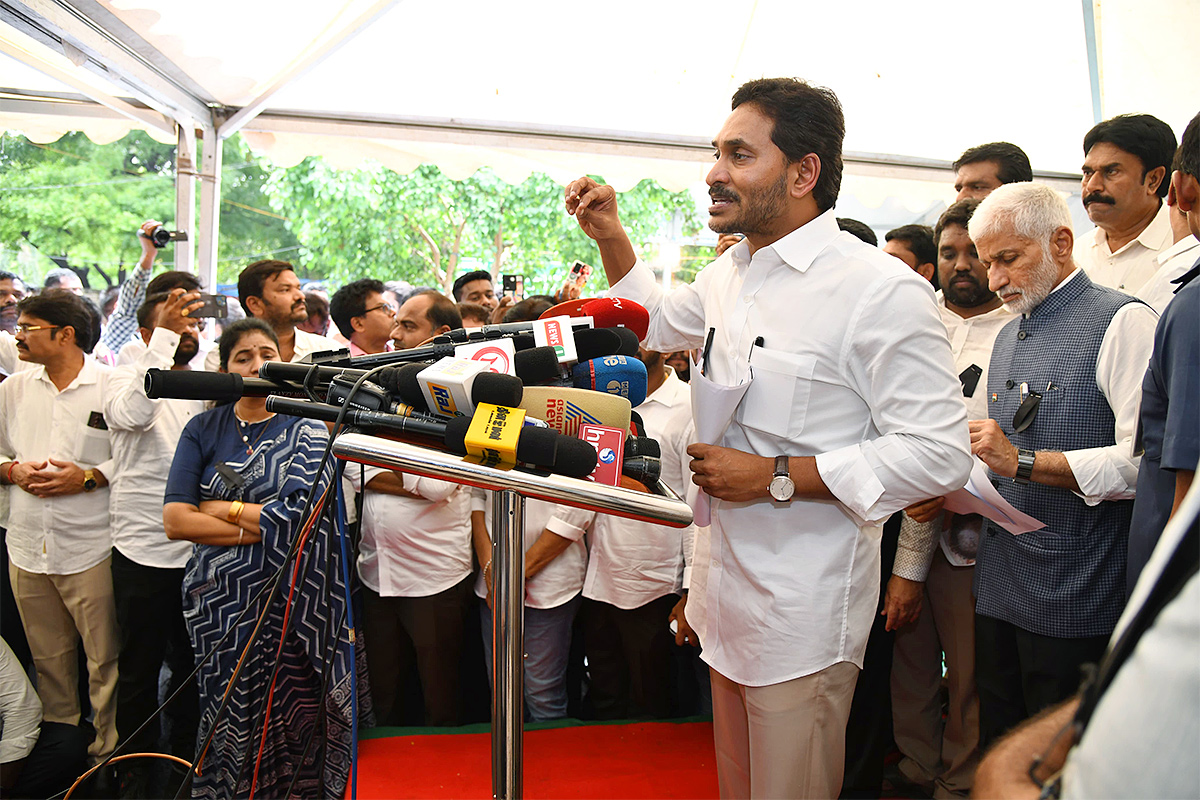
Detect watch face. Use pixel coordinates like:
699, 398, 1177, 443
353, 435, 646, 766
769, 476, 794, 502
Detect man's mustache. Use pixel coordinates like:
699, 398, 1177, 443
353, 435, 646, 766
710, 186, 739, 202
1083, 193, 1116, 207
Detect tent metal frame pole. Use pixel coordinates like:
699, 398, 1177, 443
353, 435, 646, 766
490, 489, 525, 800
196, 125, 221, 292
1081, 0, 1104, 124
174, 122, 196, 274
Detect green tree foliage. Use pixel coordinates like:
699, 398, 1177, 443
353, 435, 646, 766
1, 131, 702, 294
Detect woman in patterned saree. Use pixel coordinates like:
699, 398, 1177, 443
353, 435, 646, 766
164, 318, 367, 798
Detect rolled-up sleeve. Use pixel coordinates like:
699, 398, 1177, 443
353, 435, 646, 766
1064, 303, 1158, 503
546, 505, 594, 542
0, 639, 42, 764
818, 275, 972, 526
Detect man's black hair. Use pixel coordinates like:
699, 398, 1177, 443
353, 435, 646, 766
236, 259, 295, 315
329, 278, 385, 338
502, 294, 556, 324
146, 270, 202, 296
837, 217, 877, 246
452, 270, 493, 302
218, 317, 279, 371
935, 198, 983, 246
953, 142, 1034, 185
16, 292, 101, 353
411, 290, 462, 331
731, 78, 844, 212
1176, 111, 1200, 181
136, 292, 171, 330
885, 224, 937, 267
1083, 114, 1177, 198
0, 271, 24, 286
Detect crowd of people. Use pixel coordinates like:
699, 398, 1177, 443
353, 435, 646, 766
0, 76, 1196, 800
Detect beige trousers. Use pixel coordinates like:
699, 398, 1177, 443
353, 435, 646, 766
890, 548, 980, 796
710, 660, 859, 799
10, 558, 120, 763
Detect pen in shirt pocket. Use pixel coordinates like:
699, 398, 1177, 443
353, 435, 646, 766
751, 336, 764, 362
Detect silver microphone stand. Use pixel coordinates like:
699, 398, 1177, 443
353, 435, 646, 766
333, 433, 693, 800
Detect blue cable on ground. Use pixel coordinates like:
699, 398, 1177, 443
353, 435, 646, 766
334, 465, 359, 799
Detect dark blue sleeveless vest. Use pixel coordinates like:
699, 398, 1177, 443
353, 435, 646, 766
975, 271, 1142, 638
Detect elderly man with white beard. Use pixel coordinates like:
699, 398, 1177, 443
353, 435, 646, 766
938, 182, 1159, 752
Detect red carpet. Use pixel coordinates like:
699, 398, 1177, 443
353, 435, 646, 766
352, 719, 719, 799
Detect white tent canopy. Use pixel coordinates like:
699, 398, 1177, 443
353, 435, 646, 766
2, 0, 1197, 285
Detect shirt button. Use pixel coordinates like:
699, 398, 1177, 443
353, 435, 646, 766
1005, 379, 1015, 389
743, 295, 752, 303
1017, 331, 1028, 340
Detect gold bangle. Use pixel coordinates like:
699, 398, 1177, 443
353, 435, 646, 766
227, 500, 245, 525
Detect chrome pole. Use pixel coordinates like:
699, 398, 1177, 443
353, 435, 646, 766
491, 489, 524, 799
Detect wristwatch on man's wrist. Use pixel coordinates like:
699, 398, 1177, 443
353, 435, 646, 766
768, 455, 795, 502
82, 469, 98, 492
1014, 449, 1036, 485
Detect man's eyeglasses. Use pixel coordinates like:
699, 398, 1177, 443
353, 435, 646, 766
361, 302, 396, 316
15, 324, 59, 335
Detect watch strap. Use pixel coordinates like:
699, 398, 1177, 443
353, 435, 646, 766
774, 455, 789, 478
1015, 449, 1036, 485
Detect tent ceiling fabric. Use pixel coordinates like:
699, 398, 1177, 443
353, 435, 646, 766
2, 0, 1198, 189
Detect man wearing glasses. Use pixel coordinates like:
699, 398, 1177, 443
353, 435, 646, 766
0, 292, 119, 767
329, 279, 396, 357
962, 183, 1157, 751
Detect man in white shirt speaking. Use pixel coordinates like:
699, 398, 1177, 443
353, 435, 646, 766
565, 77, 972, 798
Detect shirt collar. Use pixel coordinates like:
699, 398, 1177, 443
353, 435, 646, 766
1094, 201, 1173, 254
1157, 234, 1200, 265
34, 354, 99, 389
641, 366, 685, 409
727, 209, 841, 275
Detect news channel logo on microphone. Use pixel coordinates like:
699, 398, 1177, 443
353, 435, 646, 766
599, 447, 617, 464
430, 383, 457, 415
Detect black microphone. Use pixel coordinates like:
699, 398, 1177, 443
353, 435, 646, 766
622, 455, 662, 485
265, 396, 447, 439
305, 341, 459, 368
144, 369, 309, 402
438, 318, 593, 344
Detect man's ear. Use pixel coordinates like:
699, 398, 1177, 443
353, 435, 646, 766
244, 295, 264, 318
57, 324, 77, 349
1051, 226, 1075, 262
790, 154, 821, 201
350, 314, 366, 334
137, 326, 154, 345
1172, 170, 1200, 214
434, 325, 452, 337
917, 263, 936, 283
1144, 165, 1167, 196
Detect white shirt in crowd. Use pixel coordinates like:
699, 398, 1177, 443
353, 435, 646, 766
1135, 234, 1200, 314
470, 492, 591, 609
0, 357, 114, 575
1073, 202, 1173, 295
894, 295, 1013, 579
118, 334, 214, 371
0, 639, 41, 766
347, 466, 470, 597
578, 367, 697, 609
104, 328, 206, 570
1046, 269, 1158, 503
203, 326, 340, 371
611, 209, 972, 687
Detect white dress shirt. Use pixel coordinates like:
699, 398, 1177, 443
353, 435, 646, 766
104, 328, 206, 569
347, 465, 470, 597
117, 334, 214, 371
610, 209, 972, 686
1038, 269, 1158, 504
0, 357, 114, 575
203, 326, 340, 371
579, 367, 698, 609
470, 492, 591, 609
0, 639, 41, 765
1135, 234, 1200, 314
1074, 202, 1173, 294
894, 296, 1013, 578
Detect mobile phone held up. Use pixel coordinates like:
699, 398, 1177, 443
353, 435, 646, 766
569, 260, 592, 289
190, 293, 228, 319
502, 274, 524, 300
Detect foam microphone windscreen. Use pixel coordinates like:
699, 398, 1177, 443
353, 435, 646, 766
571, 355, 649, 407
380, 362, 428, 408
611, 326, 640, 357
514, 346, 562, 385
515, 426, 558, 469
554, 435, 600, 478
443, 414, 472, 455
513, 334, 536, 351
581, 297, 649, 340
573, 328, 623, 362
144, 368, 245, 401
470, 372, 523, 408
623, 436, 661, 459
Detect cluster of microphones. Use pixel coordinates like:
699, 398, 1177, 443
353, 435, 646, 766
145, 297, 666, 491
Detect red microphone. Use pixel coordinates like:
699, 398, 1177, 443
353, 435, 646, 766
540, 297, 650, 341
